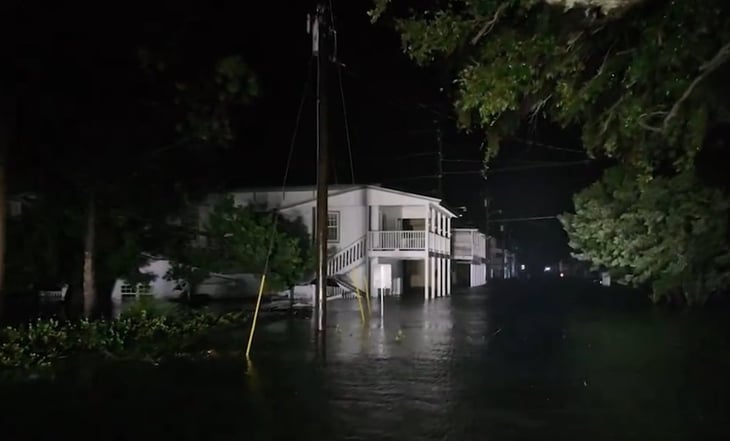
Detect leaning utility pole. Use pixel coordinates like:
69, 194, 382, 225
309, 2, 331, 333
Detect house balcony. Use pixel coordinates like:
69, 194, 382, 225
452, 245, 486, 262
367, 230, 450, 256
452, 229, 487, 262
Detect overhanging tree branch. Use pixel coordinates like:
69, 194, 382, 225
544, 0, 647, 14
471, 3, 509, 45
662, 41, 730, 131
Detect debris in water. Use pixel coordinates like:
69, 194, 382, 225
395, 329, 405, 342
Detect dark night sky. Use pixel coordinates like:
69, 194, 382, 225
4, 0, 606, 266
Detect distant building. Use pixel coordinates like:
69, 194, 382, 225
485, 236, 517, 279
451, 228, 487, 287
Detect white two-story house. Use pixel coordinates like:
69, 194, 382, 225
222, 184, 457, 299
111, 184, 457, 301
451, 228, 487, 288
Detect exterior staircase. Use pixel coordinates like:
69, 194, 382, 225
327, 236, 367, 296
302, 236, 367, 299
327, 235, 366, 275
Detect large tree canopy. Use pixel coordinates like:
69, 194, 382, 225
167, 196, 313, 295
372, 0, 730, 171
7, 19, 258, 310
560, 166, 730, 305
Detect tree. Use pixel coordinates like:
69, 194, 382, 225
371, 0, 730, 171
166, 196, 313, 297
71, 54, 257, 316
10, 28, 257, 316
560, 166, 730, 305
0, 85, 13, 311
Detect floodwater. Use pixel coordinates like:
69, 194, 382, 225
1, 280, 729, 440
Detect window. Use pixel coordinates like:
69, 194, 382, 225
327, 212, 340, 242
313, 211, 340, 243
120, 283, 152, 295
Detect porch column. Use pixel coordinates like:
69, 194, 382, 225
430, 256, 437, 299
446, 258, 451, 295
435, 256, 442, 297
367, 257, 373, 295
424, 256, 429, 300
424, 204, 430, 300
369, 205, 380, 230
446, 215, 451, 258
442, 258, 447, 296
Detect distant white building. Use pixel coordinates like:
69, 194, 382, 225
451, 228, 487, 287
486, 236, 517, 279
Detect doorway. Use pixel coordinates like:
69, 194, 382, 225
454, 262, 471, 288
402, 259, 424, 296
401, 218, 425, 231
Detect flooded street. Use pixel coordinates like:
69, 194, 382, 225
2, 281, 729, 440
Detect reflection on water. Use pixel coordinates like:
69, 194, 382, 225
1, 282, 729, 440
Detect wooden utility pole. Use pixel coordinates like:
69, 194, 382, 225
310, 2, 331, 333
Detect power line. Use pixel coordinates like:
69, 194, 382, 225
390, 151, 438, 160
380, 159, 594, 183
441, 160, 593, 175
436, 121, 443, 198
281, 55, 314, 199
485, 160, 593, 173
336, 55, 355, 184
381, 174, 439, 183
487, 215, 559, 223
506, 137, 586, 154
442, 159, 482, 163
328, 0, 355, 184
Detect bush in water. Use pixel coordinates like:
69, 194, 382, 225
0, 306, 251, 373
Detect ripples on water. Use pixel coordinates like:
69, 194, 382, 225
1, 282, 729, 440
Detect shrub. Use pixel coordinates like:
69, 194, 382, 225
0, 307, 251, 375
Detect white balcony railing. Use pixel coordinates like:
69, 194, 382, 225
368, 230, 450, 255
368, 230, 425, 250
429, 232, 450, 255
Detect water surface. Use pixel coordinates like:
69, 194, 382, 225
1, 281, 728, 440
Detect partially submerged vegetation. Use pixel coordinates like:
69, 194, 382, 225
0, 303, 252, 378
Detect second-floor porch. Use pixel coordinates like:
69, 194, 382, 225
452, 228, 487, 262
366, 202, 453, 257
367, 230, 450, 255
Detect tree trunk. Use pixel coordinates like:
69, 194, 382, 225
83, 195, 96, 317
0, 162, 6, 316
0, 90, 11, 315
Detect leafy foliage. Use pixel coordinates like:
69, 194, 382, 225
0, 307, 251, 375
167, 196, 313, 294
9, 45, 258, 305
372, 0, 730, 171
560, 166, 730, 305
